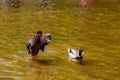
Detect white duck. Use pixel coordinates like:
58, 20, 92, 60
68, 48, 83, 59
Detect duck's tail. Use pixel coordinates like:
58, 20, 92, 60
68, 48, 71, 53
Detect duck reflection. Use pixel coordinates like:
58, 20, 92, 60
68, 57, 83, 64
25, 58, 55, 79
79, 0, 96, 25
80, 0, 96, 10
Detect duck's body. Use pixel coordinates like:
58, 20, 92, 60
27, 31, 51, 57
68, 48, 83, 59
27, 31, 42, 57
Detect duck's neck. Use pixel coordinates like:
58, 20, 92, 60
79, 52, 82, 56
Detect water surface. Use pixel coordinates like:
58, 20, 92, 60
0, 0, 120, 80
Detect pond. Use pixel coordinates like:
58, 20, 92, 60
0, 0, 120, 80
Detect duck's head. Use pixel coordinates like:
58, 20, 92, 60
36, 30, 42, 35
79, 49, 83, 56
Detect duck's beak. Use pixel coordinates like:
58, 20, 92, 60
82, 52, 84, 55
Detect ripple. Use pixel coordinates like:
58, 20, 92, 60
2, 62, 12, 67
3, 69, 13, 73
45, 50, 56, 53
12, 54, 30, 60
0, 58, 24, 80
68, 57, 82, 63
0, 75, 23, 80
0, 58, 12, 67
17, 51, 26, 54
2, 61, 21, 68
0, 58, 21, 68
2, 69, 24, 75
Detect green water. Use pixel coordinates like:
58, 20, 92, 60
0, 0, 120, 80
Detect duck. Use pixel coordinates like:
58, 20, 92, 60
27, 31, 51, 58
26, 30, 42, 57
68, 48, 83, 59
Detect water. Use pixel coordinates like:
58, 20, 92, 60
0, 0, 120, 80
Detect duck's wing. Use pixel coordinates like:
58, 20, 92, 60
68, 48, 79, 59
68, 48, 77, 54
40, 45, 45, 51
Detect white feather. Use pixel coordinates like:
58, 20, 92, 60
68, 48, 79, 59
